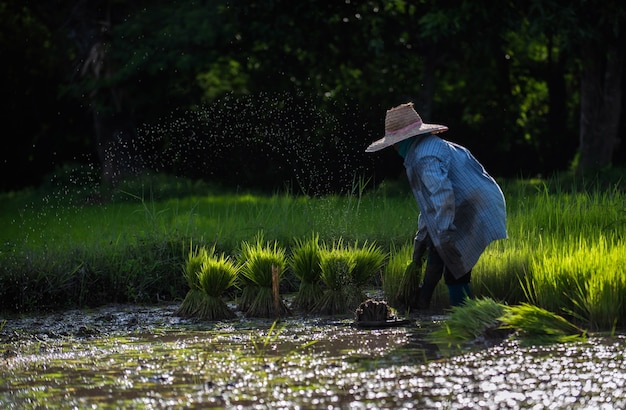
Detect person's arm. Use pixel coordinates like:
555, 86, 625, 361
417, 156, 455, 235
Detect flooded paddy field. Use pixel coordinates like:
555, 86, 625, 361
1, 304, 625, 409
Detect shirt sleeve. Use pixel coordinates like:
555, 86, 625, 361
417, 155, 455, 234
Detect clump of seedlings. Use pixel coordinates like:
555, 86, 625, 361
430, 297, 588, 347
290, 233, 324, 312
195, 252, 240, 320
381, 242, 413, 308
429, 297, 507, 346
175, 244, 239, 320
238, 232, 290, 318
313, 244, 356, 315
349, 240, 387, 297
499, 303, 588, 344
395, 259, 423, 311
175, 244, 213, 317
313, 239, 385, 315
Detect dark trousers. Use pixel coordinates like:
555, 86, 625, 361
419, 242, 471, 308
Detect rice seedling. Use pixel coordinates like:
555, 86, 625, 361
524, 234, 626, 330
195, 252, 240, 320
472, 239, 529, 304
349, 240, 386, 289
289, 233, 324, 312
564, 236, 626, 330
175, 244, 214, 317
395, 260, 423, 311
239, 232, 289, 318
381, 242, 413, 308
428, 297, 507, 346
499, 303, 587, 345
312, 240, 359, 315
4, 168, 626, 333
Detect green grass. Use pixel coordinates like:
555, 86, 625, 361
1, 170, 626, 331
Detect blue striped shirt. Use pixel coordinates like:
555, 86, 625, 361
404, 135, 507, 278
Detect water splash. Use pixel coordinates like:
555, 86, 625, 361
130, 92, 373, 195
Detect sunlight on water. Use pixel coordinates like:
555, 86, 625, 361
1, 305, 625, 409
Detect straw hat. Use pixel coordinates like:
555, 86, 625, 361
365, 103, 448, 152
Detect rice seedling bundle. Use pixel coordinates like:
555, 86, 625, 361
382, 242, 413, 307
566, 237, 626, 330
429, 297, 506, 345
290, 233, 324, 311
395, 260, 422, 311
239, 233, 289, 318
349, 240, 386, 288
499, 303, 587, 344
313, 243, 357, 315
175, 245, 214, 317
195, 253, 239, 320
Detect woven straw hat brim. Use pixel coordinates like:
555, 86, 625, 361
365, 122, 448, 152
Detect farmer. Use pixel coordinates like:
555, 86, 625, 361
366, 102, 507, 308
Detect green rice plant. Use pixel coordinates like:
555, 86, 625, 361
236, 236, 258, 313
565, 236, 626, 330
499, 303, 587, 345
395, 260, 422, 311
312, 241, 357, 315
382, 242, 413, 307
429, 297, 507, 346
525, 234, 626, 330
4, 168, 626, 329
239, 232, 289, 318
175, 244, 214, 317
473, 239, 530, 304
289, 233, 324, 312
195, 252, 240, 320
349, 240, 386, 289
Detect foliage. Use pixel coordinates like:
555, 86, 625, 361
176, 243, 239, 320
499, 303, 587, 345
238, 232, 289, 318
175, 244, 212, 317
289, 233, 324, 312
312, 239, 383, 315
5, 0, 626, 192
382, 242, 412, 308
2, 171, 626, 332
312, 242, 357, 315
395, 260, 423, 312
430, 297, 588, 347
349, 240, 386, 288
429, 297, 507, 346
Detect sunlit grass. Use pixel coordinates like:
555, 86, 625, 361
238, 232, 289, 318
175, 244, 213, 317
1, 172, 626, 330
289, 233, 324, 312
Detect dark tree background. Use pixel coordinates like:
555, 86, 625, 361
2, 0, 625, 193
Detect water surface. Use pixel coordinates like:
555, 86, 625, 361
1, 304, 624, 408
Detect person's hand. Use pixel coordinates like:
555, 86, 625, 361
412, 238, 427, 263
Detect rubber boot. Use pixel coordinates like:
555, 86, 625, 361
448, 283, 471, 307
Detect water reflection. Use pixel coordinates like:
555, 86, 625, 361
1, 305, 624, 409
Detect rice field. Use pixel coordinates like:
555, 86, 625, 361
1, 173, 625, 330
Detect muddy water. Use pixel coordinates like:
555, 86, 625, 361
1, 304, 625, 409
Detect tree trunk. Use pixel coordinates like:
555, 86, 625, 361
415, 47, 446, 121
70, 0, 142, 186
577, 41, 624, 172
